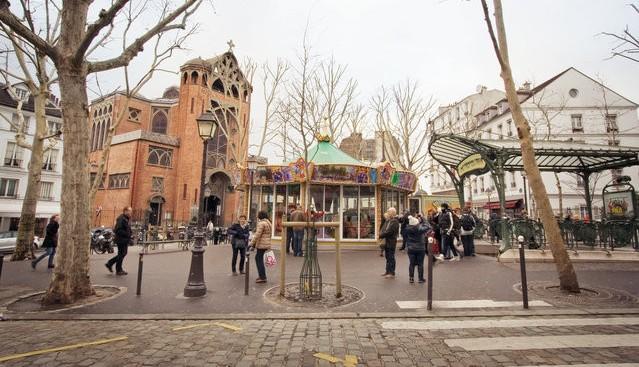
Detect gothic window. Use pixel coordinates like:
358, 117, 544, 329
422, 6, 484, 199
151, 108, 168, 134
231, 85, 239, 99
147, 146, 173, 167
191, 71, 199, 85
206, 123, 227, 168
108, 173, 130, 189
128, 107, 141, 122
151, 177, 164, 193
202, 73, 208, 86
90, 101, 112, 151
182, 72, 188, 84
212, 79, 224, 93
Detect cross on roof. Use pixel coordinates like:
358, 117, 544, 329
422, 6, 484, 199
227, 39, 235, 52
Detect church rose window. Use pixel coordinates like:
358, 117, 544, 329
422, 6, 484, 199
147, 146, 173, 167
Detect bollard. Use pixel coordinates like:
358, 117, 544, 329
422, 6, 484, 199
0, 254, 4, 283
427, 238, 434, 311
517, 235, 529, 309
244, 250, 250, 296
136, 253, 144, 296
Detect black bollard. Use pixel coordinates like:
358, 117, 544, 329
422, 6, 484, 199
136, 253, 144, 296
244, 250, 250, 296
517, 236, 529, 309
427, 238, 434, 311
0, 254, 4, 283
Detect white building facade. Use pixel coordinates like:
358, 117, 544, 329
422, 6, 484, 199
430, 68, 639, 221
0, 84, 63, 235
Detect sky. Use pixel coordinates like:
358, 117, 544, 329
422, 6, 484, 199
89, 0, 638, 161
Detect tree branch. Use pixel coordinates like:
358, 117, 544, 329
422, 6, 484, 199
0, 1, 59, 61
75, 0, 131, 62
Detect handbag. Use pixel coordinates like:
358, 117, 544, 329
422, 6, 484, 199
265, 250, 277, 267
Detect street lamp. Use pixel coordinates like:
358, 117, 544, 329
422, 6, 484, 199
183, 111, 220, 297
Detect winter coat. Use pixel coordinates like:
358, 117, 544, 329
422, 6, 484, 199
290, 209, 306, 230
42, 221, 59, 248
460, 214, 476, 236
379, 217, 399, 249
250, 219, 272, 250
228, 223, 250, 248
404, 223, 430, 252
113, 214, 132, 246
438, 210, 454, 235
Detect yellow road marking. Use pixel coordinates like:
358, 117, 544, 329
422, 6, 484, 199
172, 323, 212, 331
344, 354, 358, 366
212, 322, 242, 331
0, 336, 128, 363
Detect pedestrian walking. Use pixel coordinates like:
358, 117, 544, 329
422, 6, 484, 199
106, 206, 133, 275
206, 220, 214, 246
31, 214, 59, 270
290, 205, 306, 256
249, 210, 272, 283
460, 208, 477, 256
436, 203, 459, 261
404, 215, 430, 283
228, 215, 250, 275
379, 207, 399, 278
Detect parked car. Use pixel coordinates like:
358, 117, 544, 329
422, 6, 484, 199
0, 231, 43, 255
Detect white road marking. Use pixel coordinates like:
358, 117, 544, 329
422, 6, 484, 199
445, 334, 639, 351
395, 299, 552, 309
382, 317, 639, 330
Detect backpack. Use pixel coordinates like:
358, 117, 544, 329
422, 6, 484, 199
461, 214, 475, 231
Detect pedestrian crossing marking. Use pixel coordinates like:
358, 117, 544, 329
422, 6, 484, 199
445, 334, 639, 351
396, 299, 552, 309
212, 322, 242, 331
382, 317, 639, 330
172, 322, 212, 331
0, 336, 128, 362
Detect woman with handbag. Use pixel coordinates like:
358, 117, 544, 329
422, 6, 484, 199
228, 215, 250, 275
249, 210, 272, 283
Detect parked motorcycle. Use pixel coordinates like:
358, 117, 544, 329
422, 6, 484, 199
90, 227, 115, 254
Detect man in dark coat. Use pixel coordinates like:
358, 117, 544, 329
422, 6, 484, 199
31, 214, 60, 269
106, 206, 133, 275
379, 207, 399, 278
228, 215, 250, 274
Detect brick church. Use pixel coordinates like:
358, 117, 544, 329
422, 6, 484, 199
89, 49, 252, 228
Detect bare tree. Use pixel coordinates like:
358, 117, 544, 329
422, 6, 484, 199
0, 14, 59, 261
255, 59, 289, 158
480, 0, 580, 292
0, 0, 202, 304
372, 80, 434, 178
601, 3, 639, 64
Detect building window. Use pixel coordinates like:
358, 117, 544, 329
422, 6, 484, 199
570, 114, 583, 132
42, 149, 58, 171
128, 107, 141, 122
0, 178, 18, 197
510, 172, 517, 188
606, 114, 618, 132
506, 119, 513, 136
497, 124, 503, 139
151, 108, 168, 134
342, 185, 376, 240
4, 142, 23, 167
151, 177, 164, 193
46, 120, 62, 137
108, 173, 130, 189
182, 184, 187, 200
608, 139, 620, 146
14, 87, 29, 101
569, 88, 579, 98
308, 185, 341, 239
147, 146, 173, 167
90, 173, 106, 189
40, 181, 53, 200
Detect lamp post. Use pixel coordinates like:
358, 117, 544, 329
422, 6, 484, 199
521, 171, 529, 218
184, 111, 220, 297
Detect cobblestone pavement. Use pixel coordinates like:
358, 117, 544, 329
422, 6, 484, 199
1, 315, 639, 366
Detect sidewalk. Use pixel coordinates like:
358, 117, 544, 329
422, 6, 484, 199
1, 245, 637, 316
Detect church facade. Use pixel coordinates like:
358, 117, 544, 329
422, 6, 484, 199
89, 50, 252, 229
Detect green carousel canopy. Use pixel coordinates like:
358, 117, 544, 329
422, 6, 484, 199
252, 140, 417, 192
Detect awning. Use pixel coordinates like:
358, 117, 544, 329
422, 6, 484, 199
482, 199, 523, 210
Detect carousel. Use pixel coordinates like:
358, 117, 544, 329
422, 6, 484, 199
247, 134, 417, 247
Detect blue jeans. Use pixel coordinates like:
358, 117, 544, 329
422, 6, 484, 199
293, 230, 304, 256
33, 247, 56, 268
384, 245, 396, 275
407, 249, 425, 280
231, 244, 246, 273
255, 249, 267, 280
442, 233, 458, 258
461, 235, 475, 256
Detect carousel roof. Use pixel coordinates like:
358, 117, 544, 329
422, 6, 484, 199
304, 141, 367, 166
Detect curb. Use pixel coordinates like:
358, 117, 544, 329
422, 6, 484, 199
2, 307, 638, 321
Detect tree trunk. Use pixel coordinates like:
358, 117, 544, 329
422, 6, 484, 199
554, 172, 563, 216
489, 0, 579, 292
11, 90, 47, 261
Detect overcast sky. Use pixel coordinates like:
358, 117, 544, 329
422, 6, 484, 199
93, 0, 638, 160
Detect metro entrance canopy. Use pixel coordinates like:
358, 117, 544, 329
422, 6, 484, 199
428, 134, 639, 222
